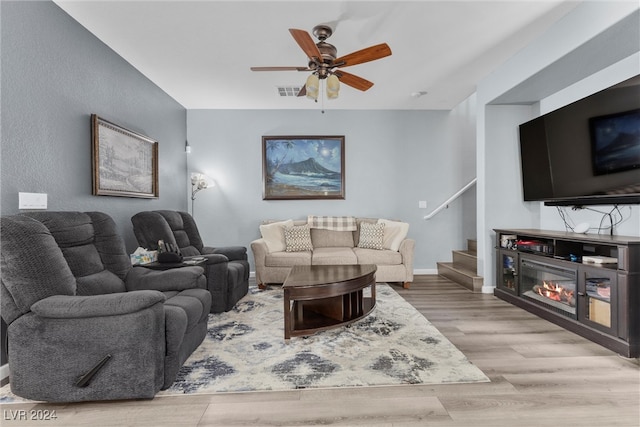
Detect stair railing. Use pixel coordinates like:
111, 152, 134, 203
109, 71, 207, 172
423, 178, 477, 220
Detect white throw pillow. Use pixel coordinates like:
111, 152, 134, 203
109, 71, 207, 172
377, 219, 409, 251
259, 219, 293, 252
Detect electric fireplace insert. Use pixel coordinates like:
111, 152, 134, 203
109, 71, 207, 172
519, 258, 577, 319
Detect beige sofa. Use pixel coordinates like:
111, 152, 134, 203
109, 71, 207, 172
250, 217, 415, 289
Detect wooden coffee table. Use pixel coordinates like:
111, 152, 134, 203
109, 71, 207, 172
282, 264, 377, 340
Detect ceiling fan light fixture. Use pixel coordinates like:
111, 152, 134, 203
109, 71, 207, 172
306, 74, 319, 100
326, 74, 340, 99
251, 25, 391, 103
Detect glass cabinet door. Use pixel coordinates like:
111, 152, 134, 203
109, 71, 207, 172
578, 265, 617, 335
497, 250, 518, 294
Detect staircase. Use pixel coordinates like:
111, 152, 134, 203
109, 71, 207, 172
437, 239, 483, 292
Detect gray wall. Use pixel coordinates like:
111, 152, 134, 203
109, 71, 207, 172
186, 101, 477, 272
1, 1, 188, 250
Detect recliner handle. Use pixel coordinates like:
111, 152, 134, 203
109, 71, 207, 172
75, 354, 112, 387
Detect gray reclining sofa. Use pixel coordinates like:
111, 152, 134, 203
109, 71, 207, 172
131, 210, 249, 313
0, 211, 211, 402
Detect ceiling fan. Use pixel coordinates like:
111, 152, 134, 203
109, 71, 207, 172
250, 25, 392, 99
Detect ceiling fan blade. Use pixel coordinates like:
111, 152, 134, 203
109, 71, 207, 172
289, 28, 322, 60
250, 66, 310, 71
335, 70, 374, 91
297, 85, 307, 97
335, 43, 392, 68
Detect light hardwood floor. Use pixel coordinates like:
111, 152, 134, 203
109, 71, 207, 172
2, 275, 638, 426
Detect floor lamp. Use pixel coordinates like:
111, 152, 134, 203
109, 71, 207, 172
190, 173, 214, 218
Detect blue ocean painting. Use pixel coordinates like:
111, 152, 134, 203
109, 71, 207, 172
264, 137, 343, 198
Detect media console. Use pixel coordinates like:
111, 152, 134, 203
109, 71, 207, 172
494, 229, 640, 358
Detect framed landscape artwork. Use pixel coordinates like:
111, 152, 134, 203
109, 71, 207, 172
91, 114, 159, 198
262, 135, 345, 200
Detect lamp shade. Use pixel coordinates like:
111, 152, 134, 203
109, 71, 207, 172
306, 74, 319, 100
190, 173, 208, 189
190, 173, 214, 200
326, 74, 340, 99
189, 172, 214, 217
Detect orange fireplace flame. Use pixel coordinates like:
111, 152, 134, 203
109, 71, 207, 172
535, 281, 575, 304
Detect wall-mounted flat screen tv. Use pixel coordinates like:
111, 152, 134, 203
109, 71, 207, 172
518, 75, 640, 206
590, 108, 640, 175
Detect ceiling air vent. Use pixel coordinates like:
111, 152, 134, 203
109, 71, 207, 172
277, 86, 303, 97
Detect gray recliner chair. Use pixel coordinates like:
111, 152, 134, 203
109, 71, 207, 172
0, 211, 211, 403
131, 210, 249, 313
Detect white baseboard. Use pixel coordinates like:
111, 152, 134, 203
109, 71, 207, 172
414, 268, 438, 275
481, 285, 496, 294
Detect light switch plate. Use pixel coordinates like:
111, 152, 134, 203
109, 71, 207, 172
19, 192, 48, 209
418, 200, 427, 209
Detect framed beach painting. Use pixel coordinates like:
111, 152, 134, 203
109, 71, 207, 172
91, 114, 159, 198
262, 135, 345, 200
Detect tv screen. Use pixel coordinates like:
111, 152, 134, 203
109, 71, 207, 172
590, 109, 640, 175
518, 75, 640, 206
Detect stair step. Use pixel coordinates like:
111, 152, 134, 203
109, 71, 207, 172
437, 262, 483, 293
467, 239, 477, 254
452, 250, 477, 273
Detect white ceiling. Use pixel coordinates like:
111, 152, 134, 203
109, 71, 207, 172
54, 1, 580, 110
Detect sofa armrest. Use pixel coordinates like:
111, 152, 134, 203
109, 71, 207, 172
125, 266, 206, 292
398, 238, 415, 270
30, 291, 166, 319
250, 239, 269, 285
10, 293, 167, 401
202, 246, 247, 262
250, 238, 269, 262
201, 253, 230, 265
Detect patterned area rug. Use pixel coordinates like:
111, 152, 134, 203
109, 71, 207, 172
160, 283, 489, 394
0, 284, 488, 402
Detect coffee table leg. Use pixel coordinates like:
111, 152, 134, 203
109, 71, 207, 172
284, 289, 291, 341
